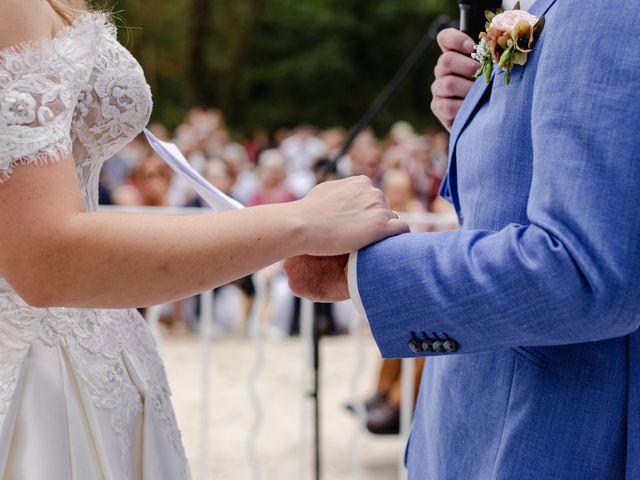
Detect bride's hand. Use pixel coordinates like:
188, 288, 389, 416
290, 175, 410, 256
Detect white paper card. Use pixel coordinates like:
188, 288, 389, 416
143, 128, 244, 212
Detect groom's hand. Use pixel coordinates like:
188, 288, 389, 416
431, 28, 480, 131
284, 254, 350, 303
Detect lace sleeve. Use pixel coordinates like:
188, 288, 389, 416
0, 15, 101, 183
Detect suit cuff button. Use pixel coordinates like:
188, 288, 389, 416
409, 339, 424, 354
443, 340, 460, 353
432, 340, 445, 353
421, 339, 434, 353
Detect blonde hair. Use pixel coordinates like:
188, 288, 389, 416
47, 0, 90, 24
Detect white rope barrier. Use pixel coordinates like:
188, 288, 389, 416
348, 311, 366, 480
99, 204, 458, 226
99, 205, 207, 215
398, 358, 416, 480
398, 211, 458, 226
247, 273, 268, 480
199, 290, 215, 480
145, 304, 165, 353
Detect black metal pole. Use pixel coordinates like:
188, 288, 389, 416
312, 311, 321, 480
323, 15, 451, 179
308, 16, 453, 480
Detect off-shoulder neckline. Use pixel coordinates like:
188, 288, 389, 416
0, 12, 108, 59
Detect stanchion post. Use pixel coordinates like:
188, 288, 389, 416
398, 358, 416, 480
348, 311, 366, 480
299, 299, 315, 480
199, 290, 214, 480
247, 273, 267, 480
146, 304, 165, 354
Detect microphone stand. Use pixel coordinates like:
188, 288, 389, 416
304, 15, 452, 480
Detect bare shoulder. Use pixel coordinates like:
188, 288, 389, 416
0, 0, 59, 51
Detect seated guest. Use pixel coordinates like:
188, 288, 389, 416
351, 144, 384, 188
249, 149, 297, 206
186, 157, 239, 208
365, 358, 425, 435
382, 169, 425, 215
112, 152, 173, 207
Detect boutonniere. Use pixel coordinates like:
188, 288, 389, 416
471, 1, 545, 85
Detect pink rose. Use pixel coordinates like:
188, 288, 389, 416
491, 10, 538, 31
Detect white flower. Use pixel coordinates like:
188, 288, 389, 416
471, 38, 492, 64
491, 10, 538, 31
0, 91, 36, 125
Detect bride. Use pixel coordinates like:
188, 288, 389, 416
0, 1, 407, 478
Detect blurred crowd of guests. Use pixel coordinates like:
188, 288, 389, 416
101, 108, 451, 213
99, 107, 456, 433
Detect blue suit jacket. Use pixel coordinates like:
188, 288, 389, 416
354, 0, 640, 478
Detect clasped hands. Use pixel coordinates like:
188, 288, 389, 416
285, 28, 477, 302
284, 254, 351, 303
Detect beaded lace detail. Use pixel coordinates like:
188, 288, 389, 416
0, 13, 187, 479
0, 12, 152, 210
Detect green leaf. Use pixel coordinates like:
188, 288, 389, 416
496, 8, 504, 15
485, 10, 495, 22
498, 46, 513, 69
483, 61, 493, 83
533, 16, 546, 39
513, 1, 521, 10
512, 51, 528, 66
474, 66, 483, 78
505, 69, 511, 85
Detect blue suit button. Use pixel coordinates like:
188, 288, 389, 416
443, 340, 459, 353
409, 339, 424, 354
432, 341, 445, 353
421, 339, 434, 353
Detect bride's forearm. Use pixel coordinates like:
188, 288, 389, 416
0, 157, 406, 308
17, 203, 308, 309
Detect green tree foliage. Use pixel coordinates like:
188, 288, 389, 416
110, 0, 457, 135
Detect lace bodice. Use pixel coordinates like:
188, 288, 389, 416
0, 13, 189, 479
0, 12, 152, 210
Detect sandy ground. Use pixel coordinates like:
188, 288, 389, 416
161, 334, 406, 480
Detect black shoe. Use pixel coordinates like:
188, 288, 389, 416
364, 391, 388, 411
345, 391, 387, 415
366, 402, 400, 435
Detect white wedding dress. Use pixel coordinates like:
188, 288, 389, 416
0, 13, 191, 479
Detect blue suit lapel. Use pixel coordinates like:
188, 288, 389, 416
439, 0, 558, 209
439, 76, 491, 209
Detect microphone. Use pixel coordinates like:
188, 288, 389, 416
459, 0, 502, 41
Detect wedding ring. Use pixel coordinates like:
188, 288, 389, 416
391, 210, 400, 219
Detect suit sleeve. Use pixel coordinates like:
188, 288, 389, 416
354, 0, 640, 358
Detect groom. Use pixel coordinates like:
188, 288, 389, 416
285, 0, 640, 478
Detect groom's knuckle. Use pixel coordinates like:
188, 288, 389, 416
436, 29, 452, 50
443, 76, 457, 94
444, 100, 458, 117
441, 52, 454, 71
431, 79, 440, 96
433, 97, 445, 112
